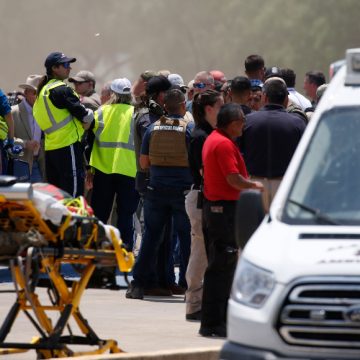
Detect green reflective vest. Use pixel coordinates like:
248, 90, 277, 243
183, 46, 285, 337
33, 79, 84, 151
90, 104, 136, 177
0, 116, 8, 140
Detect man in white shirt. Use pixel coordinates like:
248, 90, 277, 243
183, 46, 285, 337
281, 68, 312, 110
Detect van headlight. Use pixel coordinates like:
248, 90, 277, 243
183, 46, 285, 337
231, 259, 275, 308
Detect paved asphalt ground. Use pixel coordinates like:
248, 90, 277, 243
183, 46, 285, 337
0, 267, 225, 359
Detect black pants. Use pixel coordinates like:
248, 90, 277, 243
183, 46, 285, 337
45, 142, 84, 198
201, 199, 238, 328
91, 169, 139, 250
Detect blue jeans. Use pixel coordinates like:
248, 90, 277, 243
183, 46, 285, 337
167, 225, 187, 288
133, 187, 191, 288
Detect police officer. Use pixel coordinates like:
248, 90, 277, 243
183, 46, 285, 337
89, 78, 139, 251
126, 88, 194, 299
33, 52, 93, 197
134, 75, 171, 194
133, 75, 175, 294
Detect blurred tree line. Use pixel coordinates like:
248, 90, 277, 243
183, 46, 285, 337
0, 0, 359, 91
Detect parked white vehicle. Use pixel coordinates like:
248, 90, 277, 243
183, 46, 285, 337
220, 48, 360, 360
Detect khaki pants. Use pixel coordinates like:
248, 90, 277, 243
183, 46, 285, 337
185, 189, 208, 315
251, 176, 282, 213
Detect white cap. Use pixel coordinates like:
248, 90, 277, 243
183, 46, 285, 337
110, 78, 132, 94
168, 73, 186, 88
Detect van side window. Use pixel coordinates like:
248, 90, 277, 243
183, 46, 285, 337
283, 106, 360, 225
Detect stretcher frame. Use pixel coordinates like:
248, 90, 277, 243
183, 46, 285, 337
0, 182, 134, 358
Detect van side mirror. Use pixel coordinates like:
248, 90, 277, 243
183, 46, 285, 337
235, 190, 265, 249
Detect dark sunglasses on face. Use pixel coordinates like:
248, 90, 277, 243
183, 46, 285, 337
62, 62, 71, 69
193, 82, 208, 89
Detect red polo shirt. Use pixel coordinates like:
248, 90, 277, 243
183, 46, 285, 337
202, 129, 249, 201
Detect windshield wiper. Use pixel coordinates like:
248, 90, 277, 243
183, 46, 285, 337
287, 199, 340, 225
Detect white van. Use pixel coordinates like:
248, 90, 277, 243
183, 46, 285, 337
220, 48, 360, 360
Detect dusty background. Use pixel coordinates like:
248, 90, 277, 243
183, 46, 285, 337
1, 0, 359, 93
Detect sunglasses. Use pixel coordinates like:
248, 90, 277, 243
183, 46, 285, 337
193, 82, 209, 89
62, 62, 71, 69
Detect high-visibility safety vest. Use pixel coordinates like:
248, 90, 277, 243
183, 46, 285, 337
0, 116, 8, 141
33, 79, 84, 151
90, 104, 136, 177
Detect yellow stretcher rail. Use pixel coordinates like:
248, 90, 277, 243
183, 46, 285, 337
0, 179, 134, 358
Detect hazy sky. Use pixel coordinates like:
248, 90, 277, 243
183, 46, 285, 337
1, 0, 358, 92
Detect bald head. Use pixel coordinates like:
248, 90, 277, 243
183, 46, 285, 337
193, 71, 215, 94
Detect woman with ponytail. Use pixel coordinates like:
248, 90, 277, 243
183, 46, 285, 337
185, 89, 224, 321
33, 52, 94, 197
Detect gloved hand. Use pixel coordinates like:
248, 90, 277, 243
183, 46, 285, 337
82, 108, 94, 124
82, 109, 94, 130
3, 138, 14, 149
3, 139, 24, 157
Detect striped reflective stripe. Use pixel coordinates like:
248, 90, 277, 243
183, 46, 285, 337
97, 141, 134, 149
43, 81, 74, 134
95, 109, 135, 150
69, 144, 77, 197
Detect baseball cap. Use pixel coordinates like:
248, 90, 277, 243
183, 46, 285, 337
44, 52, 76, 69
265, 66, 281, 79
68, 70, 95, 83
146, 75, 172, 96
140, 70, 158, 81
110, 78, 131, 94
168, 73, 186, 88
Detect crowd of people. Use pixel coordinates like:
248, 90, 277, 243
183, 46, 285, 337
0, 51, 328, 338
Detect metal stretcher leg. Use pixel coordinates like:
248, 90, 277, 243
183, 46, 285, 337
0, 255, 123, 358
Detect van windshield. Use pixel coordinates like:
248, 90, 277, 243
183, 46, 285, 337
283, 106, 360, 225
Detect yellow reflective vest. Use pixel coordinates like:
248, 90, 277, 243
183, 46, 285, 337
0, 116, 8, 140
33, 79, 84, 151
90, 104, 136, 177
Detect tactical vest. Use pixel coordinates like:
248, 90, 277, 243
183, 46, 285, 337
33, 79, 84, 151
149, 116, 189, 167
90, 104, 136, 177
0, 116, 8, 141
287, 102, 309, 124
